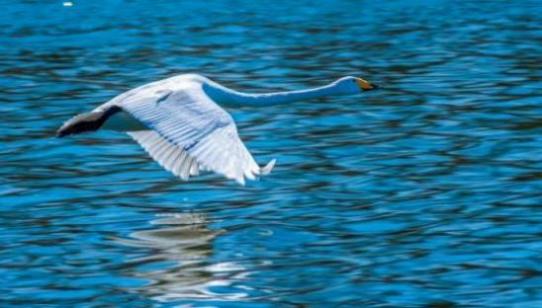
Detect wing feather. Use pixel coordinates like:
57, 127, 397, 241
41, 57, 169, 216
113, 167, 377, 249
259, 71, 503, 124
128, 130, 197, 181
115, 76, 274, 184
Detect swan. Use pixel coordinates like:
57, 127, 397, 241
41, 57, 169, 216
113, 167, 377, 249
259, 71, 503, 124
57, 74, 377, 185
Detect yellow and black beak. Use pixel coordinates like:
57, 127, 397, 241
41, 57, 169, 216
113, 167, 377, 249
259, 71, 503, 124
356, 78, 378, 91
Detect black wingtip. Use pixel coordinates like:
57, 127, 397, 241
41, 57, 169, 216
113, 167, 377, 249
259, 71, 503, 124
56, 119, 77, 138
56, 129, 67, 138
55, 106, 122, 138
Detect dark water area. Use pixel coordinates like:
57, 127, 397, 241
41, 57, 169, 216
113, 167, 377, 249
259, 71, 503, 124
2, 0, 542, 306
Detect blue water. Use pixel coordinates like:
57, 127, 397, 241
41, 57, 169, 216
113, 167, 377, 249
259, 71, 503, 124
2, 0, 542, 306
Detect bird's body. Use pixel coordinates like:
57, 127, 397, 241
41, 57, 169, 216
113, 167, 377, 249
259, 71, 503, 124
58, 74, 376, 185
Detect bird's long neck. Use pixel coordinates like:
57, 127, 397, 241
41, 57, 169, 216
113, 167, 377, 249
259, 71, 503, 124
203, 82, 340, 107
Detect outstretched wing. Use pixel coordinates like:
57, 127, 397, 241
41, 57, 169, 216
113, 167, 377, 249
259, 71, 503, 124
115, 78, 274, 185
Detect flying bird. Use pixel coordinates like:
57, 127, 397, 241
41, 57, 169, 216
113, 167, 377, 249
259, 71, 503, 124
57, 74, 377, 185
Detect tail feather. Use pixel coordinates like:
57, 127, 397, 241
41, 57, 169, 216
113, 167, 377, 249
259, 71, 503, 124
57, 106, 121, 137
260, 158, 276, 175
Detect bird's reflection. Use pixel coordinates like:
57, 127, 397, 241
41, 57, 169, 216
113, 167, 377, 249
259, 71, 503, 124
117, 212, 249, 302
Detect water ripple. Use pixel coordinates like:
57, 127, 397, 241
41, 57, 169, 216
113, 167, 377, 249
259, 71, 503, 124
2, 0, 542, 306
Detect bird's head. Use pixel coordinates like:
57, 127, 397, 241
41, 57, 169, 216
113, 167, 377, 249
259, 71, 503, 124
332, 76, 378, 95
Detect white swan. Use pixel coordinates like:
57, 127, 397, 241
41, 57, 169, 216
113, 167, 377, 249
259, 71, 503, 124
57, 74, 377, 185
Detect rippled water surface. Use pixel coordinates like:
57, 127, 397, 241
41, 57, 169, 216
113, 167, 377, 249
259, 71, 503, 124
2, 0, 542, 306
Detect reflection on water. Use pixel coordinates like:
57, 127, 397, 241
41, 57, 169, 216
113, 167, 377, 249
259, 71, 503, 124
118, 213, 249, 302
2, 0, 542, 306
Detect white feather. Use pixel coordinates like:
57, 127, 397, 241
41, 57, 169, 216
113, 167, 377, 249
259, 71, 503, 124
102, 74, 275, 185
